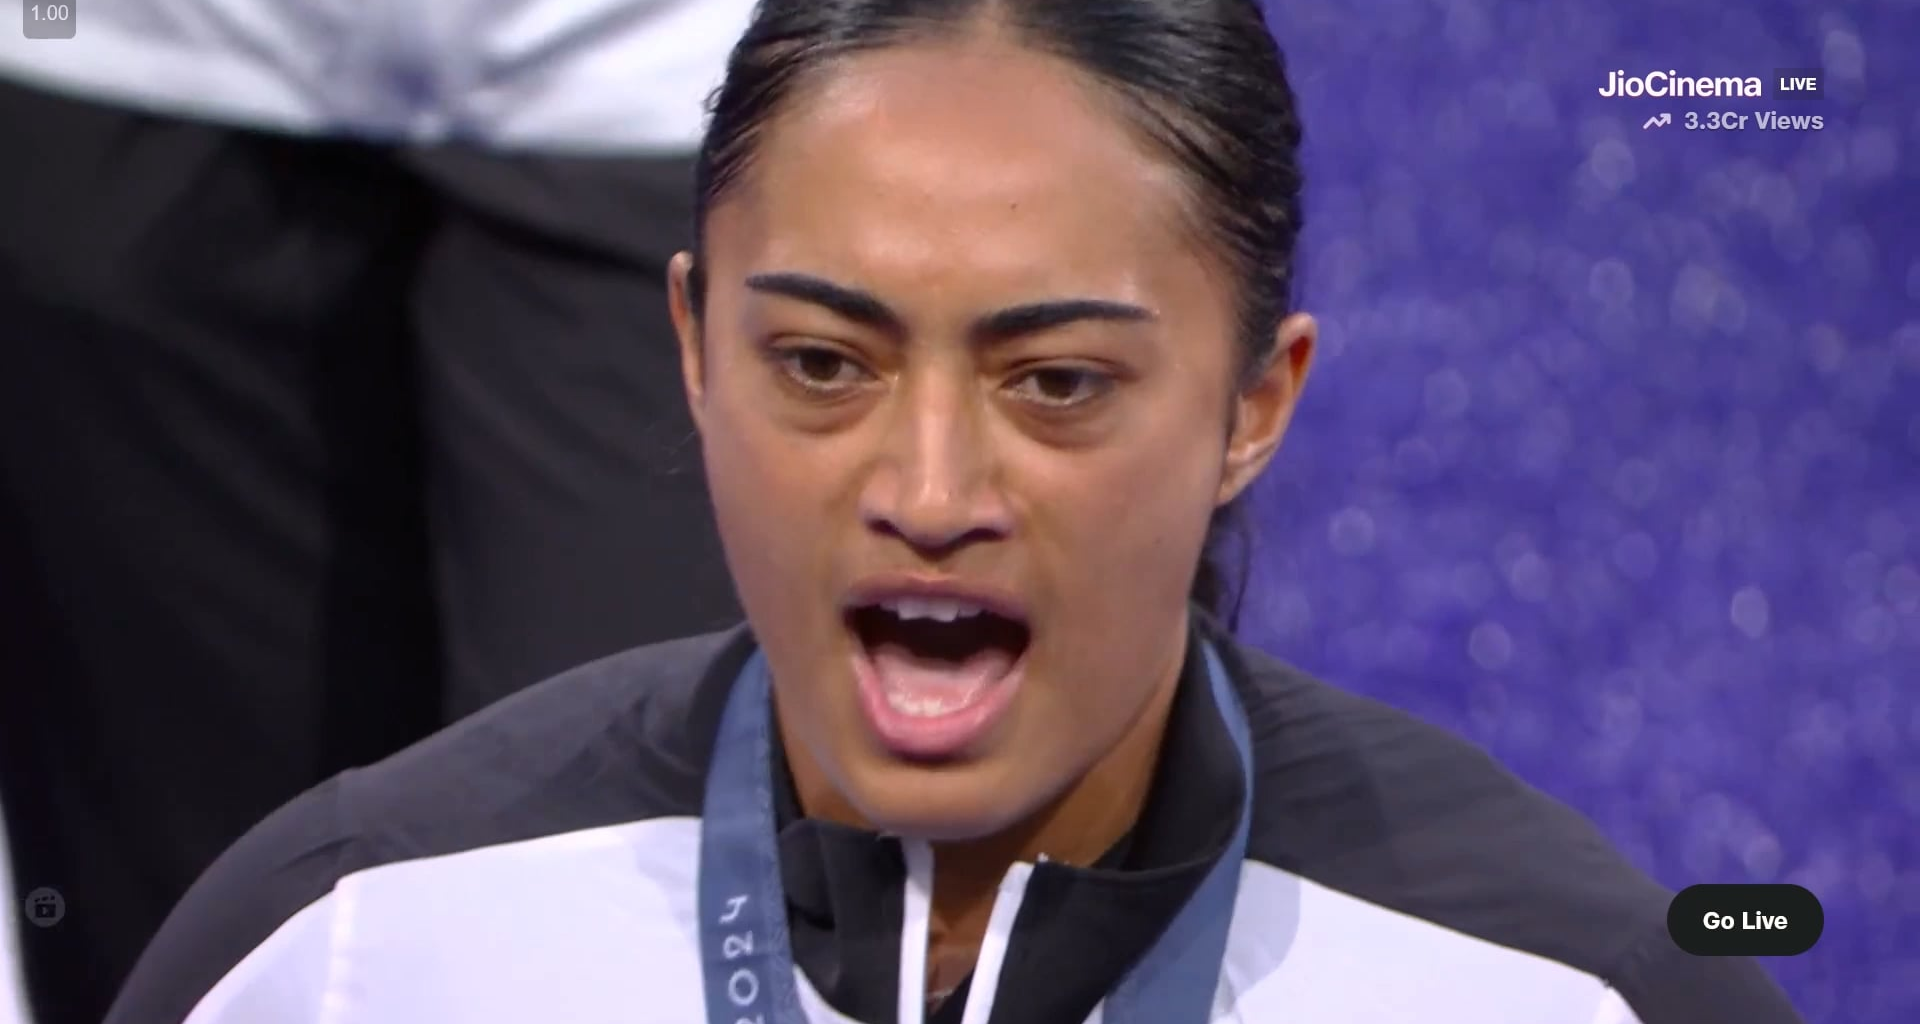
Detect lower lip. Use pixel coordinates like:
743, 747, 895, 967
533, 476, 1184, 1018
851, 645, 1026, 761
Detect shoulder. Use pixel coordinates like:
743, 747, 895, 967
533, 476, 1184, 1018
1220, 637, 1802, 1023
343, 626, 747, 855
1220, 636, 1671, 954
104, 626, 751, 1024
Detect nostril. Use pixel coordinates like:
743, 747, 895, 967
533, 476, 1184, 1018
864, 517, 1007, 560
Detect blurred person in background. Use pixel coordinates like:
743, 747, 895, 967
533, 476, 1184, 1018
0, 2, 754, 1021
0, 817, 27, 1024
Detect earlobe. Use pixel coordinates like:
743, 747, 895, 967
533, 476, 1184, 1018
667, 251, 708, 429
1217, 312, 1316, 505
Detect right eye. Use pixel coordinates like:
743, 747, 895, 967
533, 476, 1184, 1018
773, 344, 874, 394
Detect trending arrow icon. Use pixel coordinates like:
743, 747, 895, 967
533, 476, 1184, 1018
1641, 112, 1672, 129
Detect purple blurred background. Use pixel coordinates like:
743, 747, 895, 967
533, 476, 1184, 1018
1244, 1, 1919, 1019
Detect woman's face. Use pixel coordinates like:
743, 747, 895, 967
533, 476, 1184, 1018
671, 38, 1311, 840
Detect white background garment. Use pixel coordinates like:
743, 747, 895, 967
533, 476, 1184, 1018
0, 0, 757, 151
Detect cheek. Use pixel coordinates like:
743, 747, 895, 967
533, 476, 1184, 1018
698, 372, 828, 611
1019, 439, 1213, 736
1036, 407, 1222, 595
1013, 409, 1222, 719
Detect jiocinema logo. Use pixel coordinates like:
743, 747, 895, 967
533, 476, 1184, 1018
1598, 70, 1764, 97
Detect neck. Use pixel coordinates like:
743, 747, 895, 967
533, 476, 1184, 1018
783, 633, 1188, 999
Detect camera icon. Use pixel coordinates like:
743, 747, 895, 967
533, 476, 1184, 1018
23, 887, 65, 928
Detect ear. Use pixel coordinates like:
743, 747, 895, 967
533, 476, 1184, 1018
1218, 312, 1316, 506
667, 251, 708, 434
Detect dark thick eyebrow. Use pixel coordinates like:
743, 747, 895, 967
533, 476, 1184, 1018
743, 271, 1154, 344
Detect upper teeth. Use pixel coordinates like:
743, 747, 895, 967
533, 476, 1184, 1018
883, 598, 986, 622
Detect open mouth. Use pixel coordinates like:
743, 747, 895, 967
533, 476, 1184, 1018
847, 599, 1031, 670
844, 595, 1032, 757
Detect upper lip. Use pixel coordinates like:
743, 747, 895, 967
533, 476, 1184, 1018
842, 573, 1031, 624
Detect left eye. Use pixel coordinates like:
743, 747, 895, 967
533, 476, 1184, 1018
1008, 367, 1112, 408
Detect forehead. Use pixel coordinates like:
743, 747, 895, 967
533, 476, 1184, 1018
708, 39, 1216, 305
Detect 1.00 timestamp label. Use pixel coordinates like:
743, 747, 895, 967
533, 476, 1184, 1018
24, 2, 77, 39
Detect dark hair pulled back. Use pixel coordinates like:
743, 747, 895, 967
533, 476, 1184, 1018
690, 0, 1306, 630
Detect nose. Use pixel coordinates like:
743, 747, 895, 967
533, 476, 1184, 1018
858, 378, 1013, 554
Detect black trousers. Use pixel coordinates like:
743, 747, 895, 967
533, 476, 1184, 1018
0, 80, 739, 1024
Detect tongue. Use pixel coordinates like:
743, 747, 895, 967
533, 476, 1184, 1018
868, 641, 1017, 708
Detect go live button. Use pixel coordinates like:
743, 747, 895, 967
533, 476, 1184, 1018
1667, 884, 1824, 956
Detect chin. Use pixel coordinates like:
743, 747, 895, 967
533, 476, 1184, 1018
842, 760, 1036, 843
